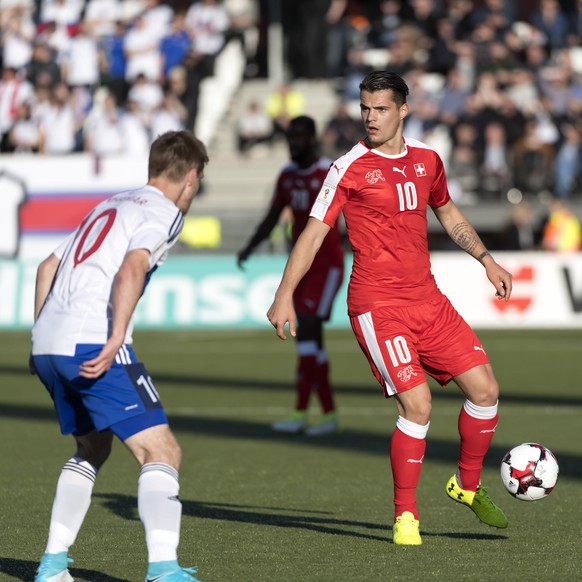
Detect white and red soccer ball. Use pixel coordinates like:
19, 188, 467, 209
500, 443, 559, 501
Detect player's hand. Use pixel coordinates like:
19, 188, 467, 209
79, 341, 120, 379
237, 248, 250, 270
266, 297, 296, 340
486, 261, 513, 302
28, 353, 37, 375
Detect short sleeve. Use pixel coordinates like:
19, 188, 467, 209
428, 153, 451, 209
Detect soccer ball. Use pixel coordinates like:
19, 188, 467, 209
500, 443, 559, 501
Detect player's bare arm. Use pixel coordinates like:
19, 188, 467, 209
237, 204, 284, 269
34, 253, 61, 321
79, 248, 151, 378
267, 217, 331, 340
433, 199, 512, 301
31, 253, 61, 373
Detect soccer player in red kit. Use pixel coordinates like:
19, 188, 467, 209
267, 71, 513, 544
238, 116, 344, 436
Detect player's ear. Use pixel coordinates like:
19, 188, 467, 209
186, 167, 199, 185
400, 103, 409, 120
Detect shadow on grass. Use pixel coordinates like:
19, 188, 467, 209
1, 400, 581, 480
0, 557, 130, 582
4, 364, 582, 407
94, 494, 507, 544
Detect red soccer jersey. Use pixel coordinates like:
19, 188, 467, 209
310, 137, 450, 316
272, 156, 344, 266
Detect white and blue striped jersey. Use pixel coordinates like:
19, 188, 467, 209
32, 185, 183, 356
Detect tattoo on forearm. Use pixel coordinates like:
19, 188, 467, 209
450, 222, 479, 254
478, 251, 491, 263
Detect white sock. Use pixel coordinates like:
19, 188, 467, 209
463, 399, 498, 419
45, 457, 97, 554
396, 416, 430, 440
138, 463, 182, 563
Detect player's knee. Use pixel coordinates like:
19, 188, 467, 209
75, 433, 113, 469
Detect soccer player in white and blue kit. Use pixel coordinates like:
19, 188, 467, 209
31, 130, 209, 582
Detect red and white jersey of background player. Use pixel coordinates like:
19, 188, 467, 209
311, 137, 451, 317
272, 156, 343, 267
32, 185, 184, 356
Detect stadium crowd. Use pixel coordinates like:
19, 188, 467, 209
0, 0, 259, 155
0, 0, 581, 202
306, 0, 582, 202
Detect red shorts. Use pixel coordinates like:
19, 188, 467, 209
350, 294, 489, 397
293, 262, 344, 320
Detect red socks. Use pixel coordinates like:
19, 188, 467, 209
295, 353, 317, 410
390, 418, 429, 520
457, 400, 499, 491
295, 345, 336, 413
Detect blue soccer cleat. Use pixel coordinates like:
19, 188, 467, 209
35, 552, 74, 582
145, 560, 200, 581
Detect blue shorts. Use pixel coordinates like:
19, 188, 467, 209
33, 344, 168, 440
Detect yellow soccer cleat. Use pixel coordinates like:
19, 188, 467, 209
393, 511, 422, 545
446, 474, 508, 528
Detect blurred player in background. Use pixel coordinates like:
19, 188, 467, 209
267, 72, 513, 545
31, 131, 208, 582
238, 115, 344, 436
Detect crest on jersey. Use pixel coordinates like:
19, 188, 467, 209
414, 163, 427, 177
366, 169, 385, 184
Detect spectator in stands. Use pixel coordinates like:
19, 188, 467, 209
183, 0, 230, 129
372, 0, 403, 48
321, 100, 362, 159
325, 0, 373, 78
27, 41, 61, 88
532, 0, 569, 50
121, 95, 150, 155
554, 122, 582, 198
61, 20, 100, 107
127, 72, 163, 125
438, 68, 471, 126
0, 66, 34, 151
405, 0, 438, 41
8, 100, 40, 151
480, 121, 511, 199
540, 198, 582, 251
512, 119, 555, 196
1, 4, 35, 72
427, 17, 458, 75
446, 0, 474, 40
224, 0, 259, 76
498, 201, 539, 251
160, 13, 191, 80
100, 19, 128, 105
566, 0, 582, 45
83, 0, 121, 39
37, 19, 71, 63
141, 0, 173, 42
38, 81, 77, 154
124, 12, 161, 83
185, 0, 229, 63
83, 89, 125, 156
150, 89, 187, 140
447, 121, 481, 202
265, 82, 305, 144
236, 99, 272, 156
469, 0, 512, 32
39, 0, 83, 33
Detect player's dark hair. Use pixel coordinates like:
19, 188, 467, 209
288, 115, 317, 136
148, 130, 209, 182
359, 71, 409, 108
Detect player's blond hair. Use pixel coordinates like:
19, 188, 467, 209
148, 130, 209, 182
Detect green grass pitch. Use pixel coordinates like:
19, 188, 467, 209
0, 329, 581, 581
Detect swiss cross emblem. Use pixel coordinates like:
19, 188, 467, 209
414, 163, 427, 177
